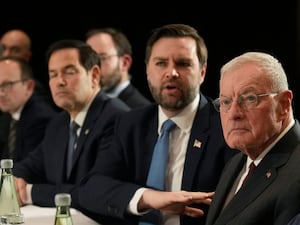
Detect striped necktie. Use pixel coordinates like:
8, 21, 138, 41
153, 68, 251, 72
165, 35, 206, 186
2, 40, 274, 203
8, 118, 17, 158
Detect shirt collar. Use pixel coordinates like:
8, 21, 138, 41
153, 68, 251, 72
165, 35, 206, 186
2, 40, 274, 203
11, 105, 24, 121
158, 94, 200, 134
106, 80, 130, 98
247, 119, 296, 166
70, 94, 96, 128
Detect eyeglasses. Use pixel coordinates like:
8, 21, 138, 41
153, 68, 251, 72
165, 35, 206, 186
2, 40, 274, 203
0, 79, 27, 92
97, 54, 119, 63
0, 44, 22, 55
213, 93, 279, 112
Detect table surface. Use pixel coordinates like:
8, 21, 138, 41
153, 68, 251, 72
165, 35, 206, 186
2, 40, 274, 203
21, 205, 99, 225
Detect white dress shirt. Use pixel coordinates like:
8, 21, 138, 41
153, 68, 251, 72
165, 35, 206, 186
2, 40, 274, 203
128, 94, 200, 225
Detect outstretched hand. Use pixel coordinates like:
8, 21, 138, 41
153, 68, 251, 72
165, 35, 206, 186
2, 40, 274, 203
139, 189, 215, 217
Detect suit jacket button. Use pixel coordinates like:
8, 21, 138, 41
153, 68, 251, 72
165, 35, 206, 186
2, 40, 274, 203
108, 205, 119, 215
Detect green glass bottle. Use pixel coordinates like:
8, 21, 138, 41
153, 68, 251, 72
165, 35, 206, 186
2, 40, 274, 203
54, 193, 73, 225
0, 159, 21, 216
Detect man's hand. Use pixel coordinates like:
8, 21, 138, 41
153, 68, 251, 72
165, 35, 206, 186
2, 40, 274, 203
14, 177, 28, 206
138, 190, 214, 217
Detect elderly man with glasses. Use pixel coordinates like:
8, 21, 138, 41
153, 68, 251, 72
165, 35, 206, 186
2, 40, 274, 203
206, 51, 300, 225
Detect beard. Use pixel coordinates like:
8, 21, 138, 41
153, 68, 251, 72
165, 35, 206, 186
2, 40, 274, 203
100, 67, 122, 92
148, 79, 198, 111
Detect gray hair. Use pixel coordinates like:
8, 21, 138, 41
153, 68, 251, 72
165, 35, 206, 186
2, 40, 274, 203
220, 52, 289, 92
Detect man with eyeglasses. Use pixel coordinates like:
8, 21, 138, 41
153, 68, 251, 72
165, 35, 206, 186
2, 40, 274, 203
0, 29, 59, 112
213, 93, 278, 113
205, 52, 300, 225
0, 56, 57, 162
85, 27, 152, 108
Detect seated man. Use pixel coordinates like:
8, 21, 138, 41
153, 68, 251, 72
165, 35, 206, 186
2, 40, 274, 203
86, 27, 152, 108
0, 56, 57, 162
205, 52, 300, 225
77, 24, 238, 225
13, 39, 130, 207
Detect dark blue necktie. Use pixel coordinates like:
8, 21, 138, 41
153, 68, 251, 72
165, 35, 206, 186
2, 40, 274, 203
66, 121, 79, 178
139, 119, 176, 225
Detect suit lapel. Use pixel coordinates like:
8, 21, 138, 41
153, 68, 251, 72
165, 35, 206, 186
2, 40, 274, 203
143, 108, 160, 181
220, 167, 277, 222
182, 95, 209, 189
70, 93, 105, 172
0, 113, 12, 158
205, 153, 245, 225
55, 114, 70, 181
217, 144, 291, 224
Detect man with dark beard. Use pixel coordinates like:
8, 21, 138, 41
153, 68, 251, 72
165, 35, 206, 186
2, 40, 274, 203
78, 24, 238, 225
86, 27, 151, 108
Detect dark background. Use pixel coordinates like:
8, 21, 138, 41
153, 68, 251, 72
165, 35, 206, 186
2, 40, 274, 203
1, 1, 299, 118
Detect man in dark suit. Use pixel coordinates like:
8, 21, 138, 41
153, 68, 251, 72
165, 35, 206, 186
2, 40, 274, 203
0, 56, 57, 162
86, 27, 152, 108
205, 52, 300, 225
77, 24, 238, 225
13, 39, 130, 207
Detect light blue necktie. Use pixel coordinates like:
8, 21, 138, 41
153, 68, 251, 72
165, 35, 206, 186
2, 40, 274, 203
139, 119, 176, 225
66, 121, 79, 178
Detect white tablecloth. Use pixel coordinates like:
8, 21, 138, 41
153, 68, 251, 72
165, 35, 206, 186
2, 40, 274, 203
21, 205, 99, 225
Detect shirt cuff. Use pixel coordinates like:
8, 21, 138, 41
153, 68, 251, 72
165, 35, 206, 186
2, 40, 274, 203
127, 188, 150, 215
25, 184, 33, 204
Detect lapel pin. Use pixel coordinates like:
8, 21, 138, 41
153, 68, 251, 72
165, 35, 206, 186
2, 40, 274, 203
266, 171, 272, 178
193, 139, 202, 149
85, 129, 90, 135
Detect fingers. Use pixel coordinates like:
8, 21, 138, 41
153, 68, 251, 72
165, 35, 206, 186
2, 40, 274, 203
183, 206, 204, 217
19, 186, 28, 205
140, 189, 214, 217
180, 191, 214, 205
14, 177, 28, 206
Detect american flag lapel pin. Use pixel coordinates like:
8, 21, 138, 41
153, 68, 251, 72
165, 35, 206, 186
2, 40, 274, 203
266, 171, 272, 178
193, 139, 202, 149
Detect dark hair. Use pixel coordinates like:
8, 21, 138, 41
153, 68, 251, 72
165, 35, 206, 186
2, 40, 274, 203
85, 27, 132, 56
0, 56, 33, 80
145, 24, 208, 66
46, 39, 101, 71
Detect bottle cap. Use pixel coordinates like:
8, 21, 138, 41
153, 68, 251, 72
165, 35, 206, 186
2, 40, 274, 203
55, 193, 71, 206
0, 159, 13, 169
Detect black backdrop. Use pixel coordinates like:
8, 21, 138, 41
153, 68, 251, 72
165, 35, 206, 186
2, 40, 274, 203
1, 0, 299, 118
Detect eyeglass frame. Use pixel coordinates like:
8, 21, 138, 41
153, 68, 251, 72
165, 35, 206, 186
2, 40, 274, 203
97, 54, 119, 63
213, 92, 279, 112
0, 79, 28, 92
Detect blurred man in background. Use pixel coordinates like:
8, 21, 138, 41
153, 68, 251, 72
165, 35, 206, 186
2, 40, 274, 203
86, 27, 151, 108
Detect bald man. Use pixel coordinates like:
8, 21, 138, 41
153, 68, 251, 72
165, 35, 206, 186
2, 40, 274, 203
0, 29, 32, 61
